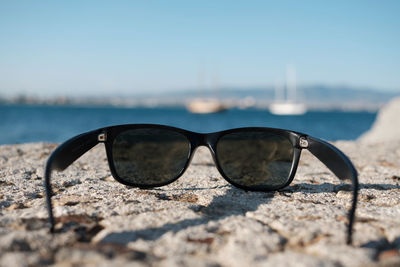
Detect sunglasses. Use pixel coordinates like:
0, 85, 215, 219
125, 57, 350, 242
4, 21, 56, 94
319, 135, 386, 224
44, 124, 358, 244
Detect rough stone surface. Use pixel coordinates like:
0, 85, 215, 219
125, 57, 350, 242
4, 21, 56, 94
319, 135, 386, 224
1, 139, 400, 266
359, 97, 400, 143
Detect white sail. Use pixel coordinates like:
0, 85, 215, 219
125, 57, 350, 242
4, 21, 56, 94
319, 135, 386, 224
269, 66, 307, 115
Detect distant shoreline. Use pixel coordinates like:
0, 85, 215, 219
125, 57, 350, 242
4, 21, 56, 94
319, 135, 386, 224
1, 85, 398, 112
0, 98, 384, 112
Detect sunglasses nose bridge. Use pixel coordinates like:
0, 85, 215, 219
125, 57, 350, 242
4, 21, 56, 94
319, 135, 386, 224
193, 133, 208, 147
190, 132, 215, 148
191, 133, 219, 164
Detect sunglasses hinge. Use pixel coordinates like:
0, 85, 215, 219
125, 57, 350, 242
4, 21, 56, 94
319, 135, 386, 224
299, 136, 309, 148
98, 132, 107, 142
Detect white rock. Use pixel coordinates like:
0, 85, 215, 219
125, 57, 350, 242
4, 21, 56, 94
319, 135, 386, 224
359, 97, 400, 143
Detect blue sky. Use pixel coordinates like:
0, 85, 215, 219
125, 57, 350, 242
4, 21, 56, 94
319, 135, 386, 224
0, 0, 399, 96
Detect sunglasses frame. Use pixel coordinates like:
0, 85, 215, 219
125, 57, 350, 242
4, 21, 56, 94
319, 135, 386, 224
104, 124, 302, 191
44, 124, 358, 244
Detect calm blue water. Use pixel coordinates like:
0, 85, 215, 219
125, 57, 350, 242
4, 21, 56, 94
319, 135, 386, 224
0, 104, 377, 144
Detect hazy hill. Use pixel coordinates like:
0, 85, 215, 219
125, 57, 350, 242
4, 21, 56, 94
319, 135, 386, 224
1, 85, 399, 111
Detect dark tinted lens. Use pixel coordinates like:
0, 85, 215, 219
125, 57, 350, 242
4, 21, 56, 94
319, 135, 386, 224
216, 131, 294, 189
112, 128, 190, 186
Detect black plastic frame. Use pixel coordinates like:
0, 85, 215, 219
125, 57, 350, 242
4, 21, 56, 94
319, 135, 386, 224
44, 124, 358, 244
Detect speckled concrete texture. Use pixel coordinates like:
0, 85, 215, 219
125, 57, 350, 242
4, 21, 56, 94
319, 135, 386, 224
1, 135, 400, 266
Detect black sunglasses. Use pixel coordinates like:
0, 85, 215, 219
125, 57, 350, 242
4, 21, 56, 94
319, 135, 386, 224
44, 124, 358, 244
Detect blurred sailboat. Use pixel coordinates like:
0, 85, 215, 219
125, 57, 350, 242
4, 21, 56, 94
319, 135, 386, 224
186, 98, 227, 114
269, 66, 307, 115
269, 101, 306, 115
186, 68, 228, 114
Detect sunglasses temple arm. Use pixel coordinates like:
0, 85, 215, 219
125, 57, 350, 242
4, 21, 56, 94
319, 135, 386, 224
44, 129, 101, 232
306, 136, 359, 245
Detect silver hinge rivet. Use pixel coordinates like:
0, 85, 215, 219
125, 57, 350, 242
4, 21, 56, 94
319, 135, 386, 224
98, 133, 107, 142
299, 137, 309, 148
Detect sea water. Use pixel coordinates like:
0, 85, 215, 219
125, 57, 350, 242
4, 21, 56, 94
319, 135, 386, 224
0, 104, 377, 144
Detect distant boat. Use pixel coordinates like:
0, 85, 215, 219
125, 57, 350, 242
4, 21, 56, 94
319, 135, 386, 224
269, 101, 307, 115
186, 68, 228, 114
269, 66, 307, 116
186, 98, 228, 114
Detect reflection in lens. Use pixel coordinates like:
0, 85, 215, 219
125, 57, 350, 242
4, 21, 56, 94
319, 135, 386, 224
216, 131, 294, 189
112, 128, 190, 186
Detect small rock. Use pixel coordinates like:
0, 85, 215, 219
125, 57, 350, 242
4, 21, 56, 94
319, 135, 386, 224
391, 175, 400, 181
6, 202, 30, 210
171, 193, 198, 203
186, 236, 214, 245
9, 239, 32, 252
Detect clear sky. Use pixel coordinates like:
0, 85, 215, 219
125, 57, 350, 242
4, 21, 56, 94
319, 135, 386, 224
0, 0, 399, 96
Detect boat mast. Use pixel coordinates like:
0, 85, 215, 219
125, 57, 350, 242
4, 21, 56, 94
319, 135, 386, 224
286, 65, 297, 103
274, 79, 284, 103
